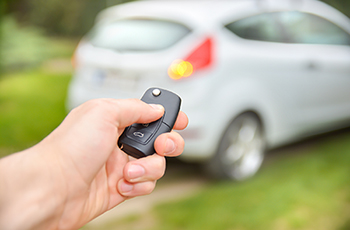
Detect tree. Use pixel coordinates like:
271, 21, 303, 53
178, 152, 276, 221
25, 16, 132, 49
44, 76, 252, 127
3, 0, 134, 36
2, 0, 350, 37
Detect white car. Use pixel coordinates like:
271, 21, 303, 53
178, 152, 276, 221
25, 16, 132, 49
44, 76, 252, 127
67, 0, 350, 180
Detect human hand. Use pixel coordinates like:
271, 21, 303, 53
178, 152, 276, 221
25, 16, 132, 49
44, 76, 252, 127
0, 98, 188, 230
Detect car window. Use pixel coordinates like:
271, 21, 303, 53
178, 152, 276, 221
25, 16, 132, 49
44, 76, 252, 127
225, 12, 285, 43
226, 11, 350, 46
278, 11, 350, 46
87, 19, 191, 51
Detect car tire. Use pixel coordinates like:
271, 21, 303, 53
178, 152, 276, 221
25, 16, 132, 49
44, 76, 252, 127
205, 112, 266, 180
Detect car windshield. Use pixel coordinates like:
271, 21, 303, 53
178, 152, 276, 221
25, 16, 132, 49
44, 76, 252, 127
87, 19, 191, 52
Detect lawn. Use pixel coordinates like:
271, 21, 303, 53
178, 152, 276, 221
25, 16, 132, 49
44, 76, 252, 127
94, 131, 350, 230
151, 136, 350, 230
0, 69, 71, 157
0, 16, 76, 157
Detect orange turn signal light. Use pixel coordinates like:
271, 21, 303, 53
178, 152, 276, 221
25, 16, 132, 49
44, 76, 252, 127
168, 59, 194, 80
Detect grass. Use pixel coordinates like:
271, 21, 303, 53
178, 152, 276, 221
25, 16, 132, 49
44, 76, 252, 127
153, 134, 350, 230
94, 130, 350, 230
0, 68, 71, 157
0, 18, 76, 157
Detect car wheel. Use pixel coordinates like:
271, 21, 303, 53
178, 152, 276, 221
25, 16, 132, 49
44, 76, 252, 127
205, 113, 266, 180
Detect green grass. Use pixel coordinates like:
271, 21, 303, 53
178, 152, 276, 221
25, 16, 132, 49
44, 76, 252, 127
151, 134, 350, 230
0, 18, 76, 157
0, 69, 71, 157
97, 131, 350, 230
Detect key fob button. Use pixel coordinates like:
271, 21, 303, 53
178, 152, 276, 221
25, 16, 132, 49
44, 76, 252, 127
152, 88, 161, 96
131, 119, 162, 133
126, 127, 153, 144
127, 119, 163, 144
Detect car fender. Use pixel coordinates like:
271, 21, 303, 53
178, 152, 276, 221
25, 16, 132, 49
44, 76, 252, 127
209, 76, 283, 150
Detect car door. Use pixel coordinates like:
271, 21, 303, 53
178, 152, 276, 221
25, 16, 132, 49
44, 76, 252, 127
277, 11, 350, 128
222, 11, 328, 138
222, 10, 350, 138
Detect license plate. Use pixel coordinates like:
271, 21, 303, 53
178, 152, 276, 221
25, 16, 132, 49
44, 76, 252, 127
92, 69, 138, 90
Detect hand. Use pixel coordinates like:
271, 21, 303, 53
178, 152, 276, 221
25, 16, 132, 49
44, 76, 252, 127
0, 98, 188, 230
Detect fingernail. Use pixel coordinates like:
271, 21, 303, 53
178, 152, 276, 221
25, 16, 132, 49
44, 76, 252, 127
128, 165, 145, 180
165, 138, 176, 155
149, 104, 164, 111
120, 182, 133, 194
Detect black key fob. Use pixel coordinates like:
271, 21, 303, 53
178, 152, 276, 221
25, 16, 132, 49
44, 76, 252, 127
118, 88, 181, 158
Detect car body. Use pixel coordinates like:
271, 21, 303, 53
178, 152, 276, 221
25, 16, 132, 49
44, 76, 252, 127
67, 0, 350, 180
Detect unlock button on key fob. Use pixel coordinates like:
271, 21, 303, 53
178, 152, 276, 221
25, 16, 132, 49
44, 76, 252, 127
125, 119, 162, 144
128, 128, 152, 143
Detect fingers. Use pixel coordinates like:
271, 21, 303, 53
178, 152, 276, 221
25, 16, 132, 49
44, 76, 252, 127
123, 154, 165, 183
173, 111, 189, 130
153, 111, 187, 157
69, 98, 187, 132
118, 180, 157, 197
154, 131, 185, 157
117, 127, 185, 197
111, 99, 188, 130
118, 154, 165, 196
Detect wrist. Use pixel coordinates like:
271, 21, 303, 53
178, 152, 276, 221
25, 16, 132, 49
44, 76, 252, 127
0, 146, 65, 230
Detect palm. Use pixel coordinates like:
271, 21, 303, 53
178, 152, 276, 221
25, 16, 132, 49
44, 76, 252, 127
60, 146, 130, 229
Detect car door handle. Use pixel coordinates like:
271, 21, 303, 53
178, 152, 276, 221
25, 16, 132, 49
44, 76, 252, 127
306, 61, 319, 71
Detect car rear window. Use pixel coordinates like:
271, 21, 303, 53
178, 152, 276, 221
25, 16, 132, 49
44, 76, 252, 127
87, 19, 191, 52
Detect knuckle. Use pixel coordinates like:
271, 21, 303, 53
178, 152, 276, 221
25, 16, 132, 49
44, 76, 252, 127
83, 99, 120, 116
83, 99, 111, 112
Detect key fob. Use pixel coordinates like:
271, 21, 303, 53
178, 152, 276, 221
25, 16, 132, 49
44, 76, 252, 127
118, 87, 182, 158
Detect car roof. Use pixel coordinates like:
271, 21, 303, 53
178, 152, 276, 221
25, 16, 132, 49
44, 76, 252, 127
97, 1, 255, 27
96, 0, 350, 32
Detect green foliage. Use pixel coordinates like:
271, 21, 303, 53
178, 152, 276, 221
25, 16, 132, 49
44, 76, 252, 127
0, 69, 71, 158
1, 16, 52, 71
0, 16, 76, 72
24, 0, 103, 36
321, 0, 350, 18
5, 0, 135, 37
2, 0, 349, 37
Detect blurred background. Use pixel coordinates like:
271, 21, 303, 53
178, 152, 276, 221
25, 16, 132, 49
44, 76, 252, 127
1, 0, 350, 229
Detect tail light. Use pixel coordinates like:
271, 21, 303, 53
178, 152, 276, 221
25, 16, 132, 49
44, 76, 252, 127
168, 37, 213, 80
